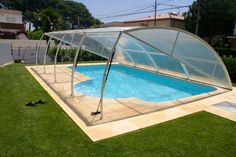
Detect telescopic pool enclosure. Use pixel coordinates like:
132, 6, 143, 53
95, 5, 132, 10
36, 27, 232, 117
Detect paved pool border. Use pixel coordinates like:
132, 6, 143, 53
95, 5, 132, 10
26, 64, 236, 142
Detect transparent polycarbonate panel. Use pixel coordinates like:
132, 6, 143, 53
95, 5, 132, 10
181, 58, 217, 75
102, 47, 113, 58
60, 33, 73, 44
114, 47, 134, 64
150, 53, 186, 77
71, 33, 84, 45
120, 33, 164, 54
84, 32, 121, 58
186, 66, 221, 87
88, 36, 112, 53
115, 33, 187, 74
125, 50, 155, 67
116, 33, 161, 69
86, 32, 119, 48
128, 28, 179, 55
172, 32, 231, 88
118, 34, 144, 51
173, 32, 219, 73
82, 36, 104, 57
75, 27, 135, 33
212, 64, 232, 88
123, 52, 134, 63
48, 33, 65, 42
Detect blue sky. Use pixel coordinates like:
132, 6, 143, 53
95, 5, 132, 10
76, 0, 195, 23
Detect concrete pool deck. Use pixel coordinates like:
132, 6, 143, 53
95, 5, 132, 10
26, 64, 236, 142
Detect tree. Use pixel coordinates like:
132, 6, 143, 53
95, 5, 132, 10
1, 0, 101, 32
35, 8, 63, 32
184, 0, 236, 44
57, 1, 101, 29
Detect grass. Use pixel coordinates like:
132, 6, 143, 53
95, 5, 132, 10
233, 82, 236, 87
0, 63, 236, 157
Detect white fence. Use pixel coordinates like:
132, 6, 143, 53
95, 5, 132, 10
0, 43, 13, 66
0, 39, 55, 65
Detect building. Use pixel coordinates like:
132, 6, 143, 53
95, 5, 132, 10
102, 13, 185, 30
102, 21, 125, 28
0, 8, 25, 39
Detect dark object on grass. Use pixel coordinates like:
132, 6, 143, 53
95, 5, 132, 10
36, 100, 45, 104
91, 111, 101, 116
25, 102, 37, 107
25, 100, 46, 107
14, 59, 22, 63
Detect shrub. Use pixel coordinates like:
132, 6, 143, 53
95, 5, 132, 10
26, 30, 44, 40
213, 36, 230, 48
14, 59, 22, 63
214, 48, 236, 58
47, 47, 105, 63
222, 55, 236, 83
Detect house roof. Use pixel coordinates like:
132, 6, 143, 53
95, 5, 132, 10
101, 21, 125, 28
124, 13, 184, 23
0, 9, 22, 15
0, 22, 25, 32
0, 28, 22, 34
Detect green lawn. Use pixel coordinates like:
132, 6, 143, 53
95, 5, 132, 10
0, 64, 236, 157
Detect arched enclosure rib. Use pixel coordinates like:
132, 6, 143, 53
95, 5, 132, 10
43, 37, 52, 73
36, 34, 44, 66
54, 34, 66, 82
71, 33, 86, 96
95, 31, 123, 119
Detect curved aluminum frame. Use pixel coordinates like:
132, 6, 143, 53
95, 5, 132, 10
71, 33, 86, 96
54, 34, 66, 82
35, 34, 44, 67
43, 37, 52, 73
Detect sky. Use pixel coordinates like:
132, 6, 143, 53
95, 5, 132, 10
76, 0, 195, 23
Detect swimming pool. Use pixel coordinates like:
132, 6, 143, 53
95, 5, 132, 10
74, 64, 216, 102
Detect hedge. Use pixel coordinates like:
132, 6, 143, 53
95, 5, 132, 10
47, 47, 105, 62
26, 30, 44, 40
222, 55, 236, 83
212, 48, 236, 83
214, 47, 236, 58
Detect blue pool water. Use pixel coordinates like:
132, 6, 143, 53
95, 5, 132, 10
73, 64, 216, 102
